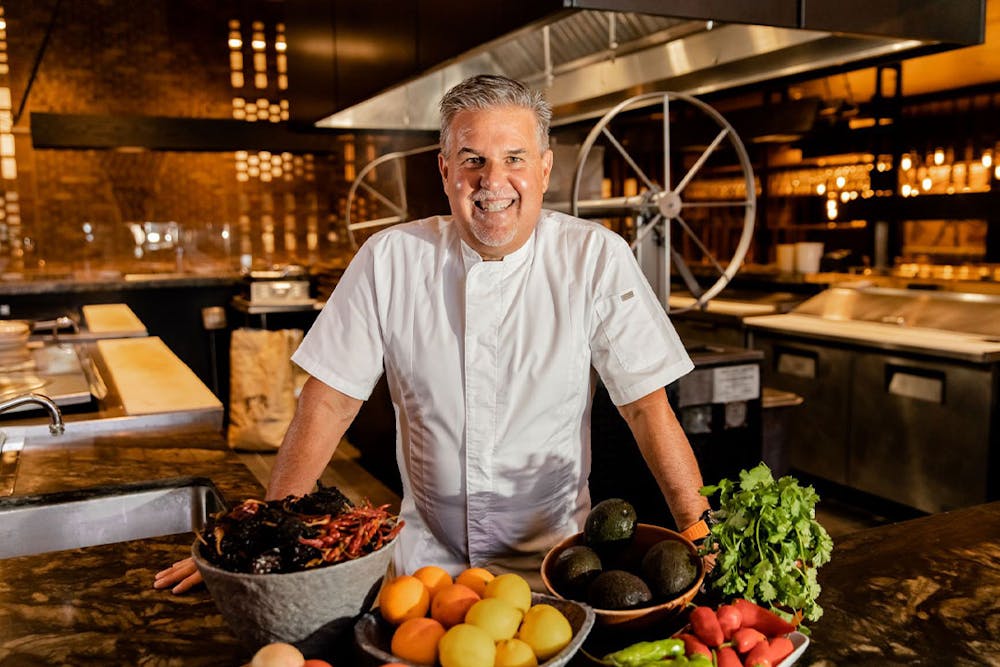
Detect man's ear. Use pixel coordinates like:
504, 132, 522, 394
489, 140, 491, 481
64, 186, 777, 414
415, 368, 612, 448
438, 152, 448, 188
541, 148, 554, 193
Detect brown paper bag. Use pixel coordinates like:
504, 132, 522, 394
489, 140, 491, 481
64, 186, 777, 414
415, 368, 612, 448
227, 328, 307, 451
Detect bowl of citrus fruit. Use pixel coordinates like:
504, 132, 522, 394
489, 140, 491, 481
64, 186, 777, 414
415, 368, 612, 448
355, 565, 595, 667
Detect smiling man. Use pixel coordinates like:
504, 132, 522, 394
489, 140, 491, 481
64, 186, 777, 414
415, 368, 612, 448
156, 74, 709, 594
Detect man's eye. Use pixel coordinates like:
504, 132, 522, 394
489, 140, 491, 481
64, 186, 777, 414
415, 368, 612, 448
463, 157, 484, 166
507, 156, 524, 164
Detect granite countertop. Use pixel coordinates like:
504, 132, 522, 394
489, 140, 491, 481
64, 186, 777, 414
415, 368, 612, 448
0, 430, 265, 666
2, 426, 997, 666
805, 501, 1000, 666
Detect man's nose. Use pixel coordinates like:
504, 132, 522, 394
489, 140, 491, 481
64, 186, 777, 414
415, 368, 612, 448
479, 162, 506, 189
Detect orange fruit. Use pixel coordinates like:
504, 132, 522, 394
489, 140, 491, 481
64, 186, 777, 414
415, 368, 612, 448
378, 575, 430, 625
430, 582, 481, 628
455, 567, 495, 597
413, 565, 453, 598
390, 616, 446, 664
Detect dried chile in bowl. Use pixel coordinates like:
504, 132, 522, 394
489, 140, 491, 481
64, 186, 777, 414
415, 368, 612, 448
197, 482, 401, 574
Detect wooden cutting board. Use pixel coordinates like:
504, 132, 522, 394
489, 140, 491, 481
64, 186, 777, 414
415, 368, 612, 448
97, 337, 221, 415
82, 304, 147, 336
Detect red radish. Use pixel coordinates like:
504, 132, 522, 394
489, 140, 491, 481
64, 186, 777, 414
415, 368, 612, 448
716, 604, 742, 639
689, 605, 725, 647
717, 646, 742, 667
677, 632, 712, 658
732, 599, 796, 635
732, 627, 767, 654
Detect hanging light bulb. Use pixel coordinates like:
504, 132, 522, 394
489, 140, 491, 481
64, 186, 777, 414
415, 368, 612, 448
901, 183, 912, 197
900, 153, 913, 171
983, 149, 994, 168
921, 176, 932, 191
933, 148, 945, 165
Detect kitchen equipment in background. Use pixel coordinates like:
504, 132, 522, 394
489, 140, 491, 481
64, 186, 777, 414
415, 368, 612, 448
794, 242, 824, 274
590, 343, 764, 525
746, 286, 1000, 513
241, 265, 313, 307
0, 344, 94, 414
776, 244, 796, 273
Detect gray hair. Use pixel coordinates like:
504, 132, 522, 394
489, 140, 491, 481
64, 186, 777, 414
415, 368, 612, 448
438, 74, 551, 156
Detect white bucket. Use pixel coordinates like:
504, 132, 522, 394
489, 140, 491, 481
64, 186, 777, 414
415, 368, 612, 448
795, 242, 824, 274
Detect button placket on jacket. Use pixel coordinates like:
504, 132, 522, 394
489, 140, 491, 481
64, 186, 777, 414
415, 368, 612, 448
463, 259, 503, 564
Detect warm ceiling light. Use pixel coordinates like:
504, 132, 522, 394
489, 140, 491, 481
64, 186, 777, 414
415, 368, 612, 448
252, 39, 266, 50
900, 154, 913, 171
983, 149, 993, 168
901, 183, 912, 197
933, 148, 945, 165
275, 40, 286, 52
921, 176, 932, 191
816, 183, 826, 195
835, 176, 846, 188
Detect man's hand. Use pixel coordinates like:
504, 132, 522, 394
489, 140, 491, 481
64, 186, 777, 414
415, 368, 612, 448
153, 557, 203, 594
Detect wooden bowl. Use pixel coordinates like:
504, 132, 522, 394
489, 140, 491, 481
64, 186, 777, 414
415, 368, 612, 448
540, 523, 704, 631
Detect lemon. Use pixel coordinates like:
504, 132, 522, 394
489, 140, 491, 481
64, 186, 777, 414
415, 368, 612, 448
517, 604, 573, 661
484, 573, 532, 613
495, 638, 539, 667
438, 623, 496, 667
464, 596, 523, 641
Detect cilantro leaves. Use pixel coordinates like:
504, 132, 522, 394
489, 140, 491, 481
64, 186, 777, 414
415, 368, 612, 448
700, 463, 834, 622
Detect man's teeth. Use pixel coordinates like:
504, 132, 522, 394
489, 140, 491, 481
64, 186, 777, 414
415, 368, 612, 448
476, 199, 515, 212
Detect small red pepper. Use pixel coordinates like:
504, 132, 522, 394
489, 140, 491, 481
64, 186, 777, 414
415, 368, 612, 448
744, 640, 772, 667
716, 646, 742, 667
689, 606, 725, 647
768, 636, 796, 665
732, 627, 767, 654
716, 603, 743, 640
677, 632, 712, 658
732, 599, 796, 636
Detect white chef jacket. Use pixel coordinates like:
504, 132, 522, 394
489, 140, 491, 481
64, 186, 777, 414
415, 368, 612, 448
292, 209, 693, 579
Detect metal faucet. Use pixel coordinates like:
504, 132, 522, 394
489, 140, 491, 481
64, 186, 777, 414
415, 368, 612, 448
0, 393, 65, 435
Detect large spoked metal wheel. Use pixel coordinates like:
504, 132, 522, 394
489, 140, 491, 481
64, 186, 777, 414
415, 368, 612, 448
570, 91, 756, 314
345, 143, 439, 250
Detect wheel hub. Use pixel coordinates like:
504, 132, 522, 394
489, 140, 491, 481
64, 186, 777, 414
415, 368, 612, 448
656, 190, 683, 218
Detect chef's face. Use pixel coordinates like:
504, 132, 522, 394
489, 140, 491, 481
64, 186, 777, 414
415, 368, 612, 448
438, 106, 553, 259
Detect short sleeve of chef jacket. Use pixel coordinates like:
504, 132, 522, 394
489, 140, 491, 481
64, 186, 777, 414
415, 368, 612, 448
291, 240, 382, 400
589, 232, 694, 406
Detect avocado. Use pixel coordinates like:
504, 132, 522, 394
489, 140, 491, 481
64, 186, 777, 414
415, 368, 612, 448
551, 545, 603, 599
641, 539, 698, 598
584, 498, 637, 553
587, 569, 652, 610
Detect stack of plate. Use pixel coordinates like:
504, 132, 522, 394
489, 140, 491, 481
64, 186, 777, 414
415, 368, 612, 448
0, 320, 31, 371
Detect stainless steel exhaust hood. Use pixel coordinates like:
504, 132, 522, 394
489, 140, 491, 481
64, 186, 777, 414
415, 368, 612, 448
303, 0, 984, 132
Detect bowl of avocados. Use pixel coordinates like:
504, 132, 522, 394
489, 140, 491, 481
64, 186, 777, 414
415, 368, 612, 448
540, 499, 704, 630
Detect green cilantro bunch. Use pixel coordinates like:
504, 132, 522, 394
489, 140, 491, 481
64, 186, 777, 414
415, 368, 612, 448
699, 463, 834, 622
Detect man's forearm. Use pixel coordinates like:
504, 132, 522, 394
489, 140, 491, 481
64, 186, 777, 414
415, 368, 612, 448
265, 376, 364, 500
617, 387, 709, 530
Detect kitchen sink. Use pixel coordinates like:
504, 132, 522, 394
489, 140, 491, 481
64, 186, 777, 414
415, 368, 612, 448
0, 476, 227, 559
